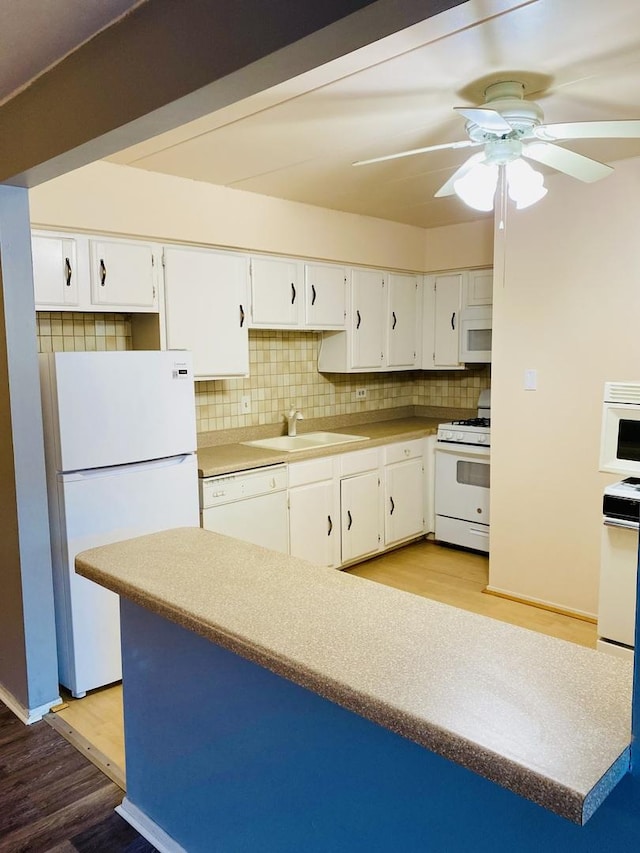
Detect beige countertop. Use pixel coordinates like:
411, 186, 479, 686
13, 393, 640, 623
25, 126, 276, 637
197, 416, 442, 477
76, 526, 632, 825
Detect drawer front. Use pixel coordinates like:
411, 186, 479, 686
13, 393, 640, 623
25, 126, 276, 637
384, 439, 423, 465
288, 457, 335, 487
339, 447, 380, 476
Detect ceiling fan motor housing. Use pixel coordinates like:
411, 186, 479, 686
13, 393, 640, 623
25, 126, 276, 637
466, 80, 544, 142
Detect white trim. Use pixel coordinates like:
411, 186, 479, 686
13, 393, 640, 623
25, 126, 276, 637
116, 798, 187, 853
0, 683, 60, 725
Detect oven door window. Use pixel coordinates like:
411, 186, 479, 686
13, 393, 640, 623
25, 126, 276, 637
617, 419, 640, 463
457, 459, 490, 488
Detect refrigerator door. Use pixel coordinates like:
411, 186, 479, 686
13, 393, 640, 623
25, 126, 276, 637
40, 350, 196, 472
51, 454, 199, 696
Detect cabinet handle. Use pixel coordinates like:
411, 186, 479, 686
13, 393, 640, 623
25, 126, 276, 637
390, 496, 395, 516
327, 515, 332, 536
64, 257, 72, 287
392, 311, 397, 330
311, 284, 317, 306
99, 258, 107, 286
356, 310, 361, 330
347, 510, 353, 531
291, 282, 296, 304
239, 304, 245, 327
451, 311, 456, 330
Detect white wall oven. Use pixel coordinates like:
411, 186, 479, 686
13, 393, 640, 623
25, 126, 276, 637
597, 478, 638, 660
435, 390, 490, 553
600, 381, 640, 475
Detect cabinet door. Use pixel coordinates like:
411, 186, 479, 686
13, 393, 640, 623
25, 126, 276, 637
250, 256, 301, 327
387, 273, 419, 368
289, 481, 340, 568
350, 269, 385, 369
89, 238, 157, 309
465, 269, 493, 307
32, 232, 80, 308
341, 471, 380, 563
163, 246, 249, 379
384, 457, 424, 546
433, 273, 463, 369
304, 263, 346, 329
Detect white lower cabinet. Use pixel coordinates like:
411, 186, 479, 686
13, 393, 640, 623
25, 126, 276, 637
288, 458, 340, 568
384, 456, 425, 546
341, 470, 381, 564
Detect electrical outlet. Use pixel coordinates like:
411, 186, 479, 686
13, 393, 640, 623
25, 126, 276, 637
239, 394, 251, 414
355, 388, 367, 400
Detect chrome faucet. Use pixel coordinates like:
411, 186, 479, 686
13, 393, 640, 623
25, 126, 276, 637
287, 408, 304, 436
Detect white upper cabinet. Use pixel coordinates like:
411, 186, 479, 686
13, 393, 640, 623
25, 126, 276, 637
89, 238, 158, 309
32, 232, 80, 308
350, 268, 386, 369
464, 268, 493, 307
32, 230, 160, 313
387, 273, 419, 369
422, 272, 465, 371
303, 262, 346, 329
163, 245, 249, 379
249, 255, 302, 328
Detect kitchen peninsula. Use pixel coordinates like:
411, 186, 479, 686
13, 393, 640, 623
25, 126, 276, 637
76, 527, 634, 853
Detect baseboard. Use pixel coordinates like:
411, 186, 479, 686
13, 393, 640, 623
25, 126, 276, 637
0, 682, 61, 725
116, 798, 187, 853
483, 586, 597, 623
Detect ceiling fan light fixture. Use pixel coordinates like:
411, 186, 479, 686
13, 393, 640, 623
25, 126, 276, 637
505, 158, 547, 209
453, 162, 498, 211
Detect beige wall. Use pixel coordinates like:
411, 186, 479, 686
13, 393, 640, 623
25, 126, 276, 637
30, 161, 431, 272
424, 218, 494, 271
489, 155, 640, 617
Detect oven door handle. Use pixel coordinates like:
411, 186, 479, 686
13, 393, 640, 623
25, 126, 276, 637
603, 517, 639, 530
435, 443, 490, 459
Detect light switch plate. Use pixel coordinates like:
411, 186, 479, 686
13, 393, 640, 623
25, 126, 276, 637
524, 369, 537, 391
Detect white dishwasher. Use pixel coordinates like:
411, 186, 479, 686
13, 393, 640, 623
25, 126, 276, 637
199, 464, 289, 554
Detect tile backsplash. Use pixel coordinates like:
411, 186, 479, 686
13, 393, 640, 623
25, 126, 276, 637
35, 319, 490, 433
37, 312, 132, 352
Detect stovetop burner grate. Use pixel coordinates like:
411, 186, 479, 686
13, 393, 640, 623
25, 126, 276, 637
451, 417, 491, 428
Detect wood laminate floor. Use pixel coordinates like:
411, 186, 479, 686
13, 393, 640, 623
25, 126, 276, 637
50, 539, 597, 792
0, 700, 153, 852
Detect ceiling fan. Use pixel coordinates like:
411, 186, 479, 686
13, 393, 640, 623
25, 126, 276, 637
354, 81, 640, 210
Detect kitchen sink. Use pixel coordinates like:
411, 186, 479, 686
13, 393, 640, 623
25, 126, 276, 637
242, 431, 367, 452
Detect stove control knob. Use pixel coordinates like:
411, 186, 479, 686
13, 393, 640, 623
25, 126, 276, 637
477, 435, 487, 444
443, 430, 453, 440
455, 432, 464, 441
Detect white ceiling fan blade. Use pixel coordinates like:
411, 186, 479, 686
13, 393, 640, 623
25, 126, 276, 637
454, 107, 512, 134
353, 139, 479, 167
434, 151, 487, 198
534, 120, 640, 142
522, 142, 613, 183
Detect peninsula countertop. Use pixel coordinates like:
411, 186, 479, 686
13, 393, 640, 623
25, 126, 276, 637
76, 526, 632, 825
196, 416, 443, 477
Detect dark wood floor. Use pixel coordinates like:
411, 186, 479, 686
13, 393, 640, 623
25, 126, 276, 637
0, 701, 154, 853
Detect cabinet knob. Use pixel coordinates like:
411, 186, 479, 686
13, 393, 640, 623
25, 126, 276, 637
404, 448, 410, 456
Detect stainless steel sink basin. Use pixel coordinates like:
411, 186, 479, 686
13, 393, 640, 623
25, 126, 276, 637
242, 431, 367, 452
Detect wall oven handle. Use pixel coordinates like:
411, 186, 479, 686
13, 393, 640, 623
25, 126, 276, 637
604, 517, 639, 530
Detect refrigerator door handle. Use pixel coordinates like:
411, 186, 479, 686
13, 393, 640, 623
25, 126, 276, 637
61, 453, 195, 480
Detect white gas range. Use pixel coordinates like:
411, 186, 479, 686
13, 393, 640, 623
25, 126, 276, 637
435, 390, 491, 553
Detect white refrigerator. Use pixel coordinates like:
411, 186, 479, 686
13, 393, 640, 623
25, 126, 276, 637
40, 350, 200, 697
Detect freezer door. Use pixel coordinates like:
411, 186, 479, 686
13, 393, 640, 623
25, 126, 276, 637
52, 454, 199, 696
40, 350, 197, 472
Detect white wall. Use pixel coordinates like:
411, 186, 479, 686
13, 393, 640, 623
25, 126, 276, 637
489, 156, 640, 617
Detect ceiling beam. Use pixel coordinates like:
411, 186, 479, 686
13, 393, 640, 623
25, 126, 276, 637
0, 0, 464, 187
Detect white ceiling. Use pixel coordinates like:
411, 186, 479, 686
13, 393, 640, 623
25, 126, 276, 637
105, 0, 640, 230
4, 1, 640, 231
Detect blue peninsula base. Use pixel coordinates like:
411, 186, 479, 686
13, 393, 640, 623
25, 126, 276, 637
118, 599, 640, 853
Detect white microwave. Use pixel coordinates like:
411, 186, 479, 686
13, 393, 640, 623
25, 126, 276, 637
459, 306, 492, 363
600, 381, 640, 475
